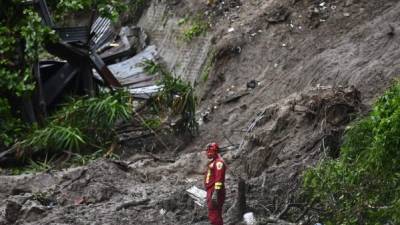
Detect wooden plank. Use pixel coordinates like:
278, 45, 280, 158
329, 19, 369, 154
89, 52, 122, 87
43, 63, 79, 105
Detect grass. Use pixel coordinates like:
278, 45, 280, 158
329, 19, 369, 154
180, 16, 209, 42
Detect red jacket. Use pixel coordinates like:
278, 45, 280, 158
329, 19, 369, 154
204, 155, 226, 191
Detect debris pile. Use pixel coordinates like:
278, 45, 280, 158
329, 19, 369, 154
231, 86, 362, 223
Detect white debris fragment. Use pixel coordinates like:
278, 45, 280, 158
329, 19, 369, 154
159, 208, 166, 215
186, 186, 207, 207
243, 212, 256, 225
228, 27, 235, 33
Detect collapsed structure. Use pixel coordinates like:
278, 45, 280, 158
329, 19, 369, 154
16, 0, 160, 123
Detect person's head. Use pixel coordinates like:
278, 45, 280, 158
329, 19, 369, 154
206, 142, 219, 159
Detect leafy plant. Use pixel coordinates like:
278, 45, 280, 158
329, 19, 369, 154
21, 89, 133, 155
143, 117, 162, 130
141, 60, 198, 135
0, 99, 26, 147
303, 82, 400, 225
141, 59, 163, 75
0, 2, 54, 148
0, 0, 127, 149
26, 158, 52, 173
181, 16, 208, 42
48, 0, 127, 22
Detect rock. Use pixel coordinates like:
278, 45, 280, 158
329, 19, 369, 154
20, 200, 46, 222
266, 6, 290, 23
4, 200, 22, 222
8, 193, 33, 205
246, 80, 257, 89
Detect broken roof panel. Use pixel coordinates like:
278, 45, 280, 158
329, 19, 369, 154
91, 17, 116, 50
94, 45, 160, 99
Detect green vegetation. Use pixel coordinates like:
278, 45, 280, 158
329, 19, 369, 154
303, 82, 400, 225
0, 1, 53, 148
141, 59, 163, 75
47, 0, 127, 22
22, 90, 132, 155
141, 60, 198, 135
180, 16, 208, 42
6, 90, 131, 174
143, 118, 162, 130
0, 0, 128, 170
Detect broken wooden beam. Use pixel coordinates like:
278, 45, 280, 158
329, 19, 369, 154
115, 198, 150, 211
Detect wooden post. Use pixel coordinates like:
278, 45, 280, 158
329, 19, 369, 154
227, 177, 247, 222
236, 178, 247, 219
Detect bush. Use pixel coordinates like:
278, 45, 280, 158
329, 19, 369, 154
21, 90, 133, 155
141, 60, 198, 135
303, 83, 400, 225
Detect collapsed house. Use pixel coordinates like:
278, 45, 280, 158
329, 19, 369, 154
18, 0, 160, 123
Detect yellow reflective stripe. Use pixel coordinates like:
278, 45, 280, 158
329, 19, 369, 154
215, 182, 223, 189
206, 170, 211, 183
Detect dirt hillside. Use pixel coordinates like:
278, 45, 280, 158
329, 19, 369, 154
1, 0, 400, 224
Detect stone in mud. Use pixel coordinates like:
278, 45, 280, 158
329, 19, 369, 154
266, 6, 290, 23
4, 200, 22, 222
20, 200, 46, 222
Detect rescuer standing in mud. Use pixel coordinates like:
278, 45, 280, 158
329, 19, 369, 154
204, 143, 226, 225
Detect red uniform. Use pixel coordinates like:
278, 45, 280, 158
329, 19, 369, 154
204, 154, 226, 225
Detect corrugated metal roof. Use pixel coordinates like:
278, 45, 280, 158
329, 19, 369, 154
94, 45, 161, 99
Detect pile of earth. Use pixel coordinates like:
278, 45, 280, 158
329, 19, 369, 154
0, 86, 361, 225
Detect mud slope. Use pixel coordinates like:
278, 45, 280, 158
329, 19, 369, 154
1, 0, 400, 224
